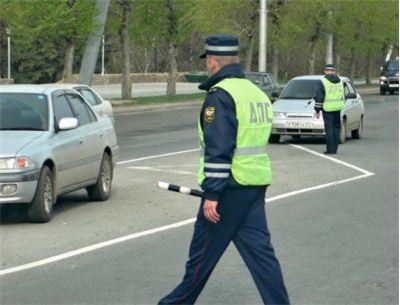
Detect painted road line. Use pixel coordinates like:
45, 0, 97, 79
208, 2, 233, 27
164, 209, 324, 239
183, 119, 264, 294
0, 145, 374, 277
117, 148, 200, 165
0, 218, 196, 277
128, 166, 196, 176
290, 144, 374, 176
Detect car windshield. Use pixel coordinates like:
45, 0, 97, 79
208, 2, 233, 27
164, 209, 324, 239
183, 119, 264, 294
0, 93, 48, 131
280, 79, 321, 99
387, 60, 399, 71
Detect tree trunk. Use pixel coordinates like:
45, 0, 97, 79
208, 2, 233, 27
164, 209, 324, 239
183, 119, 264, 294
120, 0, 132, 99
365, 49, 372, 85
166, 0, 177, 97
272, 45, 279, 79
167, 40, 177, 97
62, 40, 75, 82
350, 47, 356, 80
308, 40, 316, 75
245, 33, 255, 72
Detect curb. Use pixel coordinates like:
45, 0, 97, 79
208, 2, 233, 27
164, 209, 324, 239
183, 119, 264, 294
112, 100, 203, 114
111, 87, 380, 114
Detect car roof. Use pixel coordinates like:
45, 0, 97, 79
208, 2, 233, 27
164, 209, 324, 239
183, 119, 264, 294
291, 75, 350, 82
245, 72, 272, 75
38, 83, 89, 89
0, 84, 89, 95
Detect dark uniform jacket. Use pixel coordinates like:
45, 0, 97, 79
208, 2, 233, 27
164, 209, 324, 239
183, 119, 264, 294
314, 74, 342, 113
198, 63, 244, 201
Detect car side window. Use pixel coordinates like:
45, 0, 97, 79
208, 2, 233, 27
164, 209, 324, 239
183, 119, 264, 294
346, 82, 356, 94
53, 94, 75, 125
67, 94, 93, 126
77, 88, 100, 106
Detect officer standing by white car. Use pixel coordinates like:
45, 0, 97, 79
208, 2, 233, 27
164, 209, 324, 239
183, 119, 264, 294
314, 64, 345, 154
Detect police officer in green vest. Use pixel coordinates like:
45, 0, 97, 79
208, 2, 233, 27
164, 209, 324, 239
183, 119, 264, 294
159, 35, 290, 305
314, 64, 345, 154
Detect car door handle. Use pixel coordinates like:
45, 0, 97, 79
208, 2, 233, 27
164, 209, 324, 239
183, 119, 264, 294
79, 140, 85, 144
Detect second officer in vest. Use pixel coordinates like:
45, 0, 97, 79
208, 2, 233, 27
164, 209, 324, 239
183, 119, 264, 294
314, 64, 345, 154
158, 35, 290, 305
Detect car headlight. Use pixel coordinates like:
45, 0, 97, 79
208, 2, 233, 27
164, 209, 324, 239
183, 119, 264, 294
274, 112, 286, 119
0, 157, 35, 170
380, 76, 388, 81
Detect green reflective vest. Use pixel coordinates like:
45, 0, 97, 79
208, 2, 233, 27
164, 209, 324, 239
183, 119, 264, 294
198, 78, 273, 186
322, 77, 345, 112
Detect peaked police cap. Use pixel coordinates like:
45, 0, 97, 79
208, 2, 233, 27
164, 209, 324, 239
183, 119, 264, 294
199, 35, 239, 58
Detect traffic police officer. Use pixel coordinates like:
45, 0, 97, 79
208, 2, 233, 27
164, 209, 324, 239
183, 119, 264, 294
314, 64, 345, 154
158, 35, 290, 305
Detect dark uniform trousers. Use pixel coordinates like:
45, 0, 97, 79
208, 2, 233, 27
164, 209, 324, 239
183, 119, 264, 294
323, 110, 341, 153
158, 186, 290, 305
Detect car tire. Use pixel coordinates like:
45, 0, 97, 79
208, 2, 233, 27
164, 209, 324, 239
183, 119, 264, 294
380, 88, 386, 95
389, 90, 395, 95
339, 118, 347, 144
351, 116, 363, 139
27, 165, 54, 223
269, 134, 280, 143
87, 153, 113, 201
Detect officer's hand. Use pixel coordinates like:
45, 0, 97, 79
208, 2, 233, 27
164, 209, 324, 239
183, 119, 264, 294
203, 199, 220, 223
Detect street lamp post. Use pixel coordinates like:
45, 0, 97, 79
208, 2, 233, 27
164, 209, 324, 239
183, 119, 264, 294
101, 35, 105, 76
6, 28, 11, 80
258, 0, 268, 72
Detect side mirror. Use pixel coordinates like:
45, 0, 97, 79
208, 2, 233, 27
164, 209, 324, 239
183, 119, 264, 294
58, 117, 78, 131
345, 93, 357, 100
271, 91, 279, 98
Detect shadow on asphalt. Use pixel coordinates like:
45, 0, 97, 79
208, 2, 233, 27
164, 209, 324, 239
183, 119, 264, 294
0, 190, 91, 225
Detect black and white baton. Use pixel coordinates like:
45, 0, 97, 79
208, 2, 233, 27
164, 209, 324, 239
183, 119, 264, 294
157, 181, 204, 198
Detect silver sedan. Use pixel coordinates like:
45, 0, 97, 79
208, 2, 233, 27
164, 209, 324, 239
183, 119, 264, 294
270, 75, 365, 143
0, 85, 119, 222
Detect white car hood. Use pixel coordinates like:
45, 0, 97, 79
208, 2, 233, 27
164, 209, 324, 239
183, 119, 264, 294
0, 131, 43, 157
273, 98, 315, 114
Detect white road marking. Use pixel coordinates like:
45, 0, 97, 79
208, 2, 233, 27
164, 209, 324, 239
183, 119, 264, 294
0, 145, 374, 277
0, 218, 196, 277
129, 166, 196, 176
117, 148, 199, 165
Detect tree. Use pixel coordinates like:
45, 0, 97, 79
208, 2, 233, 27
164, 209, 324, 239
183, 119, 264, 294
0, 0, 95, 83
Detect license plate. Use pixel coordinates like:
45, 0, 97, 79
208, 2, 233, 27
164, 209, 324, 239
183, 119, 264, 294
285, 121, 313, 128
389, 84, 399, 88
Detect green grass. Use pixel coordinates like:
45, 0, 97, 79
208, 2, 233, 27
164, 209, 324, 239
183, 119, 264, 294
111, 92, 206, 107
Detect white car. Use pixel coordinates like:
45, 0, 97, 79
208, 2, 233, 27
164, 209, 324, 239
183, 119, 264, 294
270, 75, 364, 143
0, 85, 119, 222
42, 84, 113, 119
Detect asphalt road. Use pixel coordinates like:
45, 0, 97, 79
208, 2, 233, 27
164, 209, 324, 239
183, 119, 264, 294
0, 91, 398, 305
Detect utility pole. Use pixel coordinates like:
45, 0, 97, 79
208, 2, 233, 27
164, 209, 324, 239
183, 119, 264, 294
258, 0, 267, 72
7, 28, 11, 80
101, 35, 105, 76
79, 0, 110, 86
325, 10, 333, 65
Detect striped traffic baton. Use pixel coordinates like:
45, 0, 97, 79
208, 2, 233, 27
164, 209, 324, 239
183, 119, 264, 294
157, 181, 204, 198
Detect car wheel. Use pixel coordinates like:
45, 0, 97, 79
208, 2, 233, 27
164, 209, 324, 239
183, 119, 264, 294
27, 165, 54, 223
389, 90, 395, 95
87, 153, 113, 201
269, 134, 280, 143
380, 88, 386, 95
339, 118, 347, 144
351, 116, 364, 139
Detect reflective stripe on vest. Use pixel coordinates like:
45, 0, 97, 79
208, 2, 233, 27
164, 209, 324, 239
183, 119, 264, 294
322, 78, 345, 112
198, 78, 273, 186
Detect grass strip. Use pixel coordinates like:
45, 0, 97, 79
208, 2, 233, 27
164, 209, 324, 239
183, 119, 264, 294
111, 92, 206, 107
